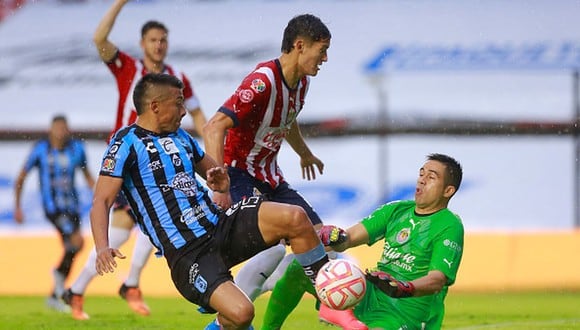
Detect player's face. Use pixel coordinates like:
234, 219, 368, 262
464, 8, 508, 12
49, 120, 70, 145
298, 38, 330, 77
414, 160, 450, 213
156, 87, 186, 133
141, 28, 168, 64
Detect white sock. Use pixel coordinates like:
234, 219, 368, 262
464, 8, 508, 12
124, 230, 153, 287
260, 252, 295, 293
70, 226, 130, 294
235, 244, 286, 301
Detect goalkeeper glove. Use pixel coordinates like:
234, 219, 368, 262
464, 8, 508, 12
317, 225, 347, 246
365, 270, 415, 298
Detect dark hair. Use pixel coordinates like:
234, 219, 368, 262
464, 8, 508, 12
281, 14, 331, 53
141, 20, 168, 38
427, 153, 463, 195
133, 73, 184, 115
52, 114, 67, 124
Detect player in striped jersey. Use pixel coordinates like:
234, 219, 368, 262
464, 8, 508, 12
63, 0, 207, 320
14, 115, 95, 312
91, 73, 329, 329
204, 14, 366, 330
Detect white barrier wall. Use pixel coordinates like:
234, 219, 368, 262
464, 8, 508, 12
0, 136, 574, 233
0, 0, 578, 232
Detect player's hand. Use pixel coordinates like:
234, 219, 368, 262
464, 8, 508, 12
206, 166, 230, 193
212, 191, 232, 210
13, 207, 24, 224
95, 247, 126, 275
300, 154, 324, 181
365, 270, 415, 298
318, 225, 347, 246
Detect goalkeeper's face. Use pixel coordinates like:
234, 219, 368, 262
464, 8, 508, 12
414, 160, 452, 213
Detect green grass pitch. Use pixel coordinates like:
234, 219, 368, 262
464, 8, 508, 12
0, 291, 579, 329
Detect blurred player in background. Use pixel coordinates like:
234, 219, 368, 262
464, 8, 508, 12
13, 115, 95, 312
62, 0, 207, 320
203, 13, 366, 330
321, 153, 464, 329
91, 73, 329, 330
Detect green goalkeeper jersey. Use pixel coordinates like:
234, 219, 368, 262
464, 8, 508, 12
353, 200, 464, 330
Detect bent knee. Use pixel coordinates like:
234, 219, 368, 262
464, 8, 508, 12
221, 304, 255, 328
284, 205, 312, 232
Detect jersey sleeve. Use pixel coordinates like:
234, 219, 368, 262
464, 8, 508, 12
98, 137, 134, 178
218, 71, 271, 127
429, 218, 465, 285
361, 202, 398, 245
73, 140, 88, 169
180, 129, 205, 162
105, 50, 137, 83
180, 72, 201, 111
22, 141, 42, 172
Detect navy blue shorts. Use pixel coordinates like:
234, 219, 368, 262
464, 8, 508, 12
46, 212, 80, 239
228, 166, 322, 226
170, 196, 275, 312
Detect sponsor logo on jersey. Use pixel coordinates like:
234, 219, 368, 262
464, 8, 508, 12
381, 241, 416, 272
148, 160, 163, 171
159, 137, 179, 154
145, 141, 158, 154
396, 227, 411, 244
443, 258, 454, 268
250, 78, 266, 93
238, 89, 254, 103
180, 205, 205, 225
171, 172, 197, 196
101, 157, 115, 172
443, 239, 462, 252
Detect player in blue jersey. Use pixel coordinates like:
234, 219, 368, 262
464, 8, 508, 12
90, 73, 329, 329
14, 115, 95, 312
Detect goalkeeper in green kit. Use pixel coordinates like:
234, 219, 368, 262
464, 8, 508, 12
263, 153, 464, 329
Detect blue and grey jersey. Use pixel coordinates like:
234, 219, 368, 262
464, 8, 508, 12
23, 138, 88, 215
99, 125, 220, 259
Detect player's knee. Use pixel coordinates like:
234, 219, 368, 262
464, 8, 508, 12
284, 205, 312, 235
220, 303, 254, 328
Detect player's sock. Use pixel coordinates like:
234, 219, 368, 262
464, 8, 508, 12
124, 230, 153, 287
261, 258, 317, 330
260, 252, 294, 293
71, 227, 130, 294
235, 244, 286, 300
294, 243, 328, 285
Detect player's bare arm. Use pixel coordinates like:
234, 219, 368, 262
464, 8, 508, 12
405, 270, 447, 297
93, 0, 128, 62
13, 169, 27, 224
285, 120, 324, 180
90, 175, 126, 275
202, 112, 234, 208
189, 107, 207, 138
196, 154, 231, 208
203, 112, 234, 166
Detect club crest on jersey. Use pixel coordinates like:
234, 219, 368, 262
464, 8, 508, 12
238, 89, 254, 103
396, 228, 411, 244
250, 79, 266, 93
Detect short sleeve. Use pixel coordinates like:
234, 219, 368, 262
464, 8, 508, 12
99, 137, 134, 178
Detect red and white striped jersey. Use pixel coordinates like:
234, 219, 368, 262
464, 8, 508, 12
105, 50, 200, 141
219, 59, 310, 188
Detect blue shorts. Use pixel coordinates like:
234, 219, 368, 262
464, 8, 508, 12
228, 166, 322, 226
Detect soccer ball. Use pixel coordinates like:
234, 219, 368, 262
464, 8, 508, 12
315, 259, 367, 310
